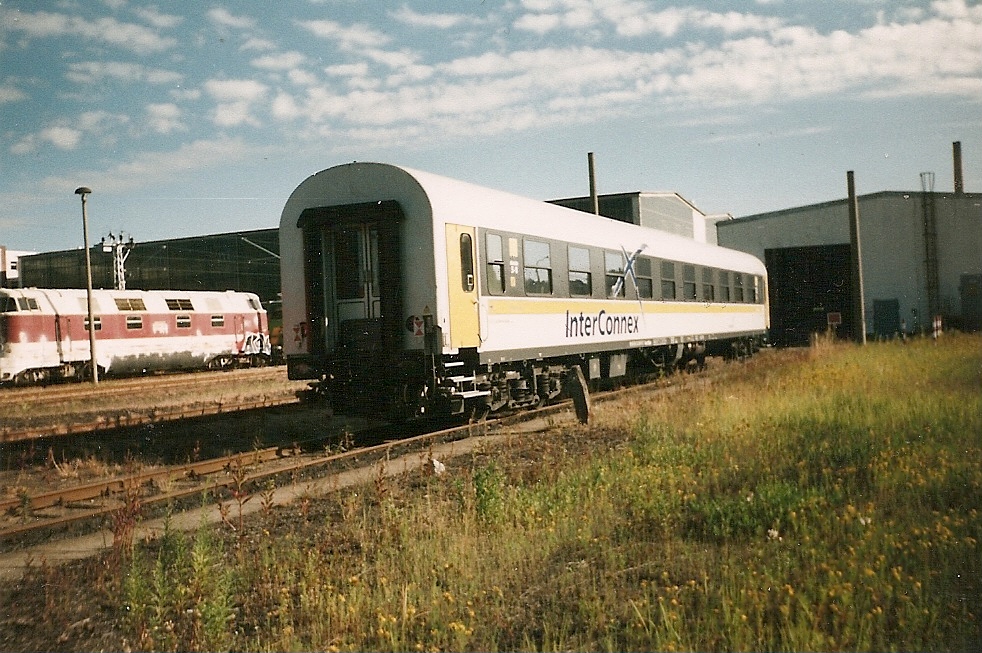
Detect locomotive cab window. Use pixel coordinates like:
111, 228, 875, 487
568, 246, 592, 296
486, 234, 505, 294
459, 232, 475, 292
16, 297, 40, 311
523, 239, 552, 295
1, 296, 16, 312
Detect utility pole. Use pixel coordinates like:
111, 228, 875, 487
75, 186, 99, 383
846, 171, 867, 345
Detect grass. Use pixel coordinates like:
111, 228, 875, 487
2, 334, 980, 651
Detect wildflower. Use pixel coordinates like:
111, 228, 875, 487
768, 528, 780, 540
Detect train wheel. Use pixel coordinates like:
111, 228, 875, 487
14, 368, 46, 385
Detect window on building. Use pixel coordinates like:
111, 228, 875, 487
605, 251, 625, 298
660, 261, 676, 300
568, 246, 592, 296
486, 234, 505, 294
523, 239, 552, 294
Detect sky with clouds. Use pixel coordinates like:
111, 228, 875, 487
1, 0, 980, 252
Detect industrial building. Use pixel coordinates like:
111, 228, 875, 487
0, 246, 35, 288
17, 228, 280, 307
549, 191, 729, 245
717, 148, 980, 345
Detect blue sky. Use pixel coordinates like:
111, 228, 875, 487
1, 0, 980, 253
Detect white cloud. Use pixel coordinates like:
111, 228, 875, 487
10, 111, 129, 154
0, 83, 27, 104
204, 79, 269, 127
4, 9, 176, 52
66, 61, 183, 85
298, 19, 391, 50
133, 7, 184, 30
39, 126, 83, 150
390, 6, 483, 29
36, 137, 255, 195
251, 51, 307, 71
207, 8, 256, 31
145, 103, 185, 134
204, 79, 268, 103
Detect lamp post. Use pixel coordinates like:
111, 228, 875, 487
74, 186, 99, 384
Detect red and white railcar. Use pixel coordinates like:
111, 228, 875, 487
0, 288, 270, 385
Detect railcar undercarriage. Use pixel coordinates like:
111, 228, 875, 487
300, 336, 762, 421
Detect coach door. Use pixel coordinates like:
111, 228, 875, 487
446, 224, 481, 349
333, 224, 381, 323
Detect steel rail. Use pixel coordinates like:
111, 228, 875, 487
0, 395, 301, 443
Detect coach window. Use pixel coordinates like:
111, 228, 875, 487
486, 234, 505, 294
719, 271, 731, 302
753, 275, 762, 303
605, 251, 625, 298
734, 274, 745, 302
459, 233, 475, 292
634, 256, 653, 299
660, 261, 677, 300
523, 239, 552, 295
568, 246, 592, 296
702, 267, 716, 302
683, 265, 698, 301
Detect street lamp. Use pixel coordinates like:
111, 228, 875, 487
74, 186, 99, 384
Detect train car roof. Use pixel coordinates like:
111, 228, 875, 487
281, 162, 765, 275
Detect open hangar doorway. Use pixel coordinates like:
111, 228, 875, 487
765, 244, 853, 347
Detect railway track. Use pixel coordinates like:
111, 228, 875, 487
0, 351, 766, 581
0, 367, 309, 443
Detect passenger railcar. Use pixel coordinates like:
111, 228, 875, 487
280, 162, 768, 419
0, 288, 271, 385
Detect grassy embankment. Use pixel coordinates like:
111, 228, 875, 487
11, 335, 982, 651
